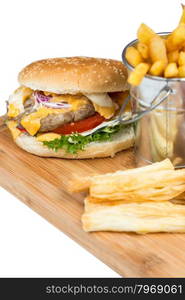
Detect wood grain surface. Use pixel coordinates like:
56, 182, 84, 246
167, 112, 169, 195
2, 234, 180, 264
0, 127, 185, 277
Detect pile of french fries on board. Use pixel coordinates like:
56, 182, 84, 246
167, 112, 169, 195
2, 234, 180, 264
71, 159, 185, 233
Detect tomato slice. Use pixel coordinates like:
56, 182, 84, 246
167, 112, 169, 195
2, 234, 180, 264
17, 125, 26, 133
17, 113, 105, 135
53, 113, 105, 135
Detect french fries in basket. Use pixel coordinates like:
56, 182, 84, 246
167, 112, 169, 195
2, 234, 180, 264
149, 60, 166, 76
166, 25, 185, 52
167, 50, 179, 63
125, 46, 143, 67
179, 65, 185, 77
178, 51, 185, 65
137, 42, 149, 59
128, 63, 150, 85
164, 62, 179, 78
127, 4, 185, 85
137, 23, 156, 45
149, 36, 168, 65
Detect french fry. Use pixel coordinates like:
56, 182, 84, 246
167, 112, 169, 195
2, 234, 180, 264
166, 24, 185, 52
125, 46, 143, 67
128, 63, 150, 86
178, 51, 185, 65
70, 159, 174, 193
137, 42, 149, 59
137, 23, 156, 44
179, 3, 185, 24
180, 41, 185, 51
149, 36, 168, 65
167, 50, 179, 63
89, 168, 185, 202
68, 175, 92, 193
179, 65, 185, 77
82, 197, 185, 233
149, 60, 165, 76
164, 63, 179, 78
166, 39, 175, 52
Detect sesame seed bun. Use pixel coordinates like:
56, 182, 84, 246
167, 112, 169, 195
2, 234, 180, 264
18, 57, 128, 94
14, 126, 134, 159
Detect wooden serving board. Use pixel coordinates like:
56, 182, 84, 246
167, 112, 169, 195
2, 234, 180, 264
1, 127, 185, 278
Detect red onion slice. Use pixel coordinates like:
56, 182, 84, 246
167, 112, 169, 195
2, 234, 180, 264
34, 91, 71, 109
35, 91, 52, 103
42, 102, 71, 109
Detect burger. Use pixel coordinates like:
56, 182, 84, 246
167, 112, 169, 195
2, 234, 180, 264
5, 57, 134, 159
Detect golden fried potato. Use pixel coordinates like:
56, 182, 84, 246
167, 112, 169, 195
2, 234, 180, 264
125, 7, 185, 82
137, 23, 156, 44
149, 36, 168, 65
178, 51, 185, 65
179, 4, 185, 24
128, 63, 150, 86
166, 40, 174, 52
179, 65, 185, 77
89, 168, 185, 202
137, 42, 149, 59
180, 41, 185, 51
82, 197, 185, 233
149, 60, 165, 76
125, 46, 143, 67
70, 159, 174, 192
167, 50, 179, 63
166, 24, 185, 52
164, 63, 179, 78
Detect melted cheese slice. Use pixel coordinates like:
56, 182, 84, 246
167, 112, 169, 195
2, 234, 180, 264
6, 121, 21, 140
8, 104, 21, 118
8, 86, 33, 118
21, 107, 67, 136
46, 94, 89, 111
36, 133, 61, 142
93, 103, 115, 119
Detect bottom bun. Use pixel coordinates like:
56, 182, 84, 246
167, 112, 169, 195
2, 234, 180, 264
15, 126, 134, 159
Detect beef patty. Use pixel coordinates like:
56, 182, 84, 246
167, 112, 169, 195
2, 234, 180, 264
7, 96, 95, 133
39, 103, 95, 132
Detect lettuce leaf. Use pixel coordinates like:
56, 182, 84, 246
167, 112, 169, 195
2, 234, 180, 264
43, 124, 130, 154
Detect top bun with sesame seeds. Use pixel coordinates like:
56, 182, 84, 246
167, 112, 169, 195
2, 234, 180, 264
18, 56, 128, 94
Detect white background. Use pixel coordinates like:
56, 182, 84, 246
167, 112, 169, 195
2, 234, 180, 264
0, 0, 182, 277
